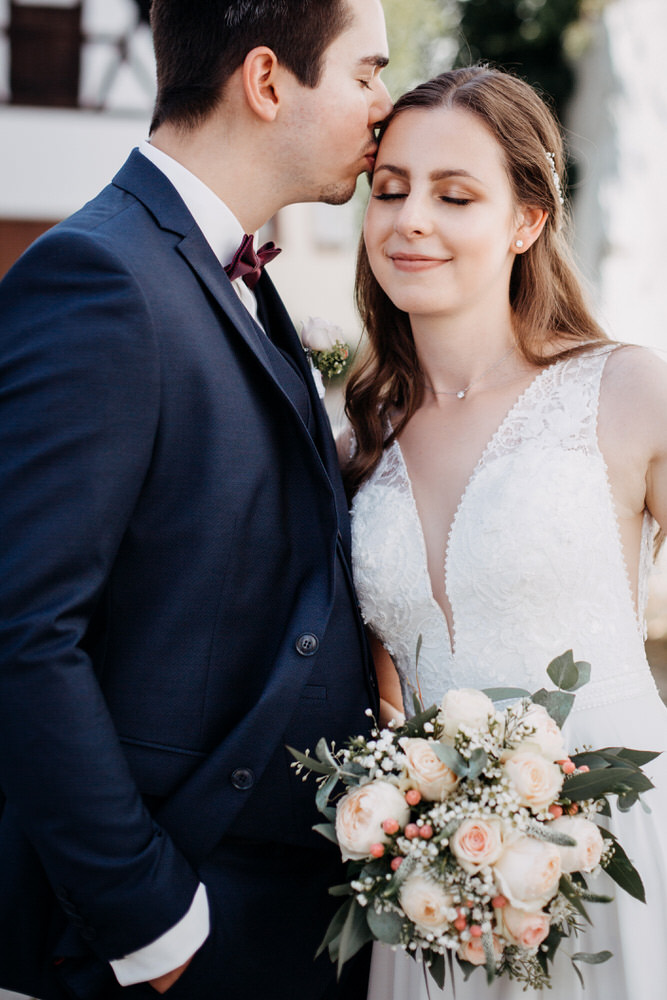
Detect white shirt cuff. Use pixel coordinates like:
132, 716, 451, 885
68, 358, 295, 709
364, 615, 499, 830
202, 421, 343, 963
110, 882, 210, 986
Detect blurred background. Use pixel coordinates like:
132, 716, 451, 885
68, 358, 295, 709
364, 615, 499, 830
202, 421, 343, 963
0, 2, 666, 996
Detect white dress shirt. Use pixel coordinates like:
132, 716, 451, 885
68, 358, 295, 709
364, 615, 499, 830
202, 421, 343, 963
140, 140, 261, 321
110, 139, 260, 986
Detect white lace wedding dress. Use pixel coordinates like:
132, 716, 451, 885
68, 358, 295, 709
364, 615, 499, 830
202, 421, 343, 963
350, 347, 667, 1000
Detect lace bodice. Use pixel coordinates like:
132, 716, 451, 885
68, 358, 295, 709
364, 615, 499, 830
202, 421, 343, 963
351, 348, 658, 714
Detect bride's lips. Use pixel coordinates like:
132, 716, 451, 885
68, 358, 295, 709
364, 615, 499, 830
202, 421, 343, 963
389, 253, 450, 272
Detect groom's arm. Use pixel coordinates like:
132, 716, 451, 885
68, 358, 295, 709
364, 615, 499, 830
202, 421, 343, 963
0, 228, 206, 971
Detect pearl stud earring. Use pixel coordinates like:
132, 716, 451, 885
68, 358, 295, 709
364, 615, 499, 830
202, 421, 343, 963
515, 239, 524, 249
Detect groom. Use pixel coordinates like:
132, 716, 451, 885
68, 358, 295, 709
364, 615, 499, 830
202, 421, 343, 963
0, 2, 391, 998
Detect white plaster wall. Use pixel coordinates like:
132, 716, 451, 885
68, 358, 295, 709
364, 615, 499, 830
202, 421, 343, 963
568, 0, 667, 353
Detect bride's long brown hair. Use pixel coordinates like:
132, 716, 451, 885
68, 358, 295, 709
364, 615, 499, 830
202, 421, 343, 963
344, 66, 608, 498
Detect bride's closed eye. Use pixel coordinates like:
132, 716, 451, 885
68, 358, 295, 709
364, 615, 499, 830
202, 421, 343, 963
372, 191, 407, 201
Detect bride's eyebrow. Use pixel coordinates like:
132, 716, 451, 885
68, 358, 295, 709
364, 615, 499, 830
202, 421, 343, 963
373, 165, 408, 178
373, 165, 482, 183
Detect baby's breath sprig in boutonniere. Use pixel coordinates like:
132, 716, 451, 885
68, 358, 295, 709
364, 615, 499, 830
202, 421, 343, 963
300, 317, 351, 383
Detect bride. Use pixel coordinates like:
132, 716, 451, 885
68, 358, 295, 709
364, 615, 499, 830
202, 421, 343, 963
342, 66, 667, 998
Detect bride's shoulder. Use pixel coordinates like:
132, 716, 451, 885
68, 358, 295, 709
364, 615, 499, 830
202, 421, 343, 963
599, 344, 667, 448
601, 343, 667, 396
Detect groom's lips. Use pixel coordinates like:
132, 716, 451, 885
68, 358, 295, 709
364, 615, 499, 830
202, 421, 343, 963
364, 147, 379, 171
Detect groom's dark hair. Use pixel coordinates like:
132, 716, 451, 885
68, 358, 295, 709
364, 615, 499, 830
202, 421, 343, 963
149, 0, 352, 132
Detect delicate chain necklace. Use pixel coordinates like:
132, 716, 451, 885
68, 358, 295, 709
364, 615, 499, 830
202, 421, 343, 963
423, 345, 516, 400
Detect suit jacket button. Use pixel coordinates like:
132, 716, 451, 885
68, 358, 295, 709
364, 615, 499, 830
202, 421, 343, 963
296, 633, 319, 656
231, 767, 255, 791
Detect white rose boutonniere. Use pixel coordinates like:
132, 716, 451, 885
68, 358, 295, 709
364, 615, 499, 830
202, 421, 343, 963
300, 317, 350, 392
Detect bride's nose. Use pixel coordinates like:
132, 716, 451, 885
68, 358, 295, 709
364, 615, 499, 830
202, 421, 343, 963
393, 195, 433, 238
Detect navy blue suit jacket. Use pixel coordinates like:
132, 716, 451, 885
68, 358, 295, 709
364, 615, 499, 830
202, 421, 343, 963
0, 150, 376, 996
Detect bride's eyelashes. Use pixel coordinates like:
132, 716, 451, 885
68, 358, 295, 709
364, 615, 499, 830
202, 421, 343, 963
371, 191, 472, 205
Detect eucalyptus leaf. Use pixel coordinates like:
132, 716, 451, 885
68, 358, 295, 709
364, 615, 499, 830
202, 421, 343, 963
366, 904, 404, 945
338, 900, 373, 976
615, 747, 661, 767
402, 703, 440, 736
559, 875, 592, 924
317, 899, 351, 959
570, 960, 585, 989
467, 747, 489, 780
482, 686, 530, 702
329, 883, 354, 897
563, 766, 640, 801
287, 745, 335, 776
546, 650, 577, 689
316, 737, 340, 770
617, 792, 638, 812
457, 956, 477, 982
426, 951, 446, 990
431, 742, 469, 777
316, 773, 339, 814
604, 842, 646, 902
530, 688, 575, 728
313, 822, 339, 846
571, 950, 613, 966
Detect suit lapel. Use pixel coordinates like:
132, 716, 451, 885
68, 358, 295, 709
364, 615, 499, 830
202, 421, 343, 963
256, 275, 353, 556
113, 150, 352, 551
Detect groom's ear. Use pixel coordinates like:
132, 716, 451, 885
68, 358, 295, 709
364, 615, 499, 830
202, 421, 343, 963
242, 47, 281, 122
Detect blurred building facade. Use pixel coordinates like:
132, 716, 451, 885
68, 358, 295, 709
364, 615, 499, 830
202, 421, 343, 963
1, 0, 666, 638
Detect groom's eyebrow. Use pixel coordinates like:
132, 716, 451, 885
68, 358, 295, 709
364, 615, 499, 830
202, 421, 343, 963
358, 55, 390, 69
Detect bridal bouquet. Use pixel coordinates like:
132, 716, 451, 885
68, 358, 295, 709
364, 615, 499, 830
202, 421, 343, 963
289, 652, 657, 991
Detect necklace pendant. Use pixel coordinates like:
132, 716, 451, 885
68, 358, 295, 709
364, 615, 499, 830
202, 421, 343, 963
456, 389, 466, 399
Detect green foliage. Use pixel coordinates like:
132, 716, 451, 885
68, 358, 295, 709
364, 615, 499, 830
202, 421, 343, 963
382, 0, 458, 97
454, 0, 585, 118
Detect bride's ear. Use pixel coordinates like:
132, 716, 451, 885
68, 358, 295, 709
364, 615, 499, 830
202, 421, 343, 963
512, 205, 548, 253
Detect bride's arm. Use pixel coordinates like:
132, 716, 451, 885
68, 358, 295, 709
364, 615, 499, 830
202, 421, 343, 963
369, 632, 405, 727
627, 350, 667, 532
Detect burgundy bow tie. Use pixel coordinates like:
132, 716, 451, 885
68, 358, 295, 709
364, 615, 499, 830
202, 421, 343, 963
224, 233, 281, 290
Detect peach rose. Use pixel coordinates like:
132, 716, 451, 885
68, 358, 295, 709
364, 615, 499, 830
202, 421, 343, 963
450, 817, 504, 873
493, 836, 561, 910
515, 704, 567, 761
548, 816, 604, 873
500, 904, 551, 951
400, 875, 453, 932
335, 781, 410, 861
503, 750, 563, 812
403, 738, 460, 801
440, 688, 495, 739
458, 933, 505, 967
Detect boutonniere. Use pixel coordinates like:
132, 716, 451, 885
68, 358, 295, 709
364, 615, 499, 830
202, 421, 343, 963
300, 317, 351, 382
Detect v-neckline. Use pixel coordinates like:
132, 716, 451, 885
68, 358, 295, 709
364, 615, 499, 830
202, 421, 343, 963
390, 361, 559, 656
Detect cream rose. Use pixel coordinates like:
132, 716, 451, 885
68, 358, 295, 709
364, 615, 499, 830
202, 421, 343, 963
548, 816, 604, 873
458, 934, 505, 967
335, 781, 410, 861
403, 738, 460, 801
516, 704, 567, 761
500, 904, 551, 951
503, 750, 564, 812
450, 817, 504, 873
300, 316, 343, 352
439, 688, 495, 739
493, 836, 561, 910
400, 875, 453, 932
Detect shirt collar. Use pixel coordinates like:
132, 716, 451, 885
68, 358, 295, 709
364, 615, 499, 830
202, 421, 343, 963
139, 140, 245, 269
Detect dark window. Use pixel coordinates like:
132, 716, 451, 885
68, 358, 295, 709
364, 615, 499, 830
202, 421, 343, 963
9, 3, 83, 108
